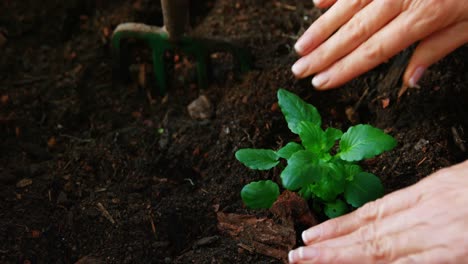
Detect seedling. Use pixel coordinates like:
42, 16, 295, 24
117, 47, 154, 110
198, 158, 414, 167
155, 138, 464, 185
235, 89, 397, 218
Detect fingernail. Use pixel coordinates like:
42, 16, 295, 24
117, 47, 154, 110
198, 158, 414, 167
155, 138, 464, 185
294, 40, 305, 54
302, 229, 319, 243
313, 0, 323, 6
291, 59, 307, 77
288, 250, 294, 263
408, 66, 426, 88
312, 72, 329, 88
289, 247, 319, 263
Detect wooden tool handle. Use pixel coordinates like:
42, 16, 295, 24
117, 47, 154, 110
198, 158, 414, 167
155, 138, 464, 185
161, 0, 189, 41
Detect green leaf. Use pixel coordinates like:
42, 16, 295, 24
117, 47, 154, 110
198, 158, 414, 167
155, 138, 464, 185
277, 89, 321, 134
298, 185, 315, 200
241, 180, 280, 209
323, 127, 343, 152
343, 163, 362, 181
309, 162, 346, 202
281, 150, 320, 190
297, 121, 326, 154
338, 124, 397, 162
235, 149, 279, 170
324, 199, 349, 218
277, 142, 304, 159
344, 172, 384, 207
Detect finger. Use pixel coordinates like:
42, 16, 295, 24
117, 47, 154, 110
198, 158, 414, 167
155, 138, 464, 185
292, 0, 403, 78
310, 168, 468, 250
311, 5, 455, 90
291, 226, 434, 264
313, 0, 337, 9
301, 183, 423, 245
314, 203, 428, 249
294, 0, 372, 56
403, 21, 468, 88
392, 248, 455, 264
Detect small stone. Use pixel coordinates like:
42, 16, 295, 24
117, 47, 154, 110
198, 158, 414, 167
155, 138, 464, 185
414, 139, 429, 151
187, 95, 213, 120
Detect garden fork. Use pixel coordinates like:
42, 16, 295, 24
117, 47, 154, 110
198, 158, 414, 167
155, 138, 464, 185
112, 0, 252, 95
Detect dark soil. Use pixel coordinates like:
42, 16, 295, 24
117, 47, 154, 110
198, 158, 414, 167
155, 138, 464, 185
1, 0, 467, 263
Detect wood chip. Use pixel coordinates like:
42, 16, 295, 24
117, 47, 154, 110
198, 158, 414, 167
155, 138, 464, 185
96, 202, 116, 225
270, 102, 279, 112
345, 106, 359, 124
0, 95, 8, 104
270, 191, 318, 227
16, 178, 33, 188
381, 98, 390, 109
193, 236, 219, 248
47, 137, 57, 148
217, 212, 295, 262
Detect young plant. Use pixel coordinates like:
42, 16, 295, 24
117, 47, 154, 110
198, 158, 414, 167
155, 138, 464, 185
235, 89, 397, 218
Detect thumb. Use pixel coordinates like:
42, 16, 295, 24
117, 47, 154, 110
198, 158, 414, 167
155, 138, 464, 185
404, 22, 468, 88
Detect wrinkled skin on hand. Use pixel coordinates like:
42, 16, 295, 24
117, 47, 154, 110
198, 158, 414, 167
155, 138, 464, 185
288, 160, 468, 264
292, 0, 468, 89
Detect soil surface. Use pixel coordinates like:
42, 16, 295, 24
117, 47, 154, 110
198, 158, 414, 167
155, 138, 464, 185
1, 0, 467, 263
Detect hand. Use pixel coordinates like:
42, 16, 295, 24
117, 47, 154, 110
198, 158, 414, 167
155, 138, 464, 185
292, 0, 468, 90
288, 159, 468, 263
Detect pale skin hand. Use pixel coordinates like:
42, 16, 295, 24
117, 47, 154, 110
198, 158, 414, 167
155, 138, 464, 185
288, 159, 468, 264
292, 0, 468, 90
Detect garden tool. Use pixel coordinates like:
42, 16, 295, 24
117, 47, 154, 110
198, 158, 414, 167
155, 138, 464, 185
112, 0, 252, 95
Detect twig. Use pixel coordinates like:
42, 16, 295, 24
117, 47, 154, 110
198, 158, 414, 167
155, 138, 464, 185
62, 161, 72, 171
353, 83, 370, 113
12, 76, 50, 86
451, 126, 466, 152
417, 157, 427, 167
242, 129, 255, 146
149, 214, 156, 236
184, 178, 195, 186
274, 2, 296, 11
389, 156, 401, 172
59, 134, 93, 143
280, 33, 298, 40
97, 202, 116, 225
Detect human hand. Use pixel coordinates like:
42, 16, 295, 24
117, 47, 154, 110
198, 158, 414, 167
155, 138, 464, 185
292, 0, 468, 90
288, 159, 468, 263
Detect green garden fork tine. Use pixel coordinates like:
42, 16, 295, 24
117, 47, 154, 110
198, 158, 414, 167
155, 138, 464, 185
111, 1, 252, 96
